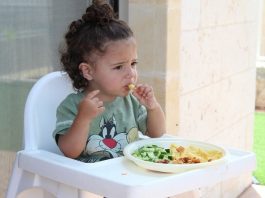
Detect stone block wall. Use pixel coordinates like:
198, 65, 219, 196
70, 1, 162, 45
178, 0, 258, 151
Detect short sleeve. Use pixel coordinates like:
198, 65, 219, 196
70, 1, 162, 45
52, 94, 80, 142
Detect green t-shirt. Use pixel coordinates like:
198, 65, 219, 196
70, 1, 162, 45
53, 92, 147, 163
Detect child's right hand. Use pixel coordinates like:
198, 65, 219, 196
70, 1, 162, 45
77, 90, 105, 121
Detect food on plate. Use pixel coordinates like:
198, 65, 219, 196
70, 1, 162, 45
128, 83, 136, 90
132, 144, 223, 164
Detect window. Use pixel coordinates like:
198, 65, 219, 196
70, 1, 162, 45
0, 0, 86, 150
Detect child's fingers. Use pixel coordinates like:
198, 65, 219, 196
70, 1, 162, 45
81, 90, 105, 110
85, 89, 100, 99
137, 85, 153, 98
97, 101, 104, 108
89, 93, 104, 108
143, 89, 153, 98
98, 106, 105, 113
84, 90, 104, 106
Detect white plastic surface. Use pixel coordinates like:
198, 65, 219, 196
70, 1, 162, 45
23, 71, 74, 153
18, 147, 255, 198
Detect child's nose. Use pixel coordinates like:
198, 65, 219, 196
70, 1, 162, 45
125, 67, 134, 78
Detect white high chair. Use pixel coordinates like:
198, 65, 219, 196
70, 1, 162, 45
6, 71, 90, 198
6, 72, 256, 198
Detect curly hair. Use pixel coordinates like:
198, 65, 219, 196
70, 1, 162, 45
60, 0, 134, 91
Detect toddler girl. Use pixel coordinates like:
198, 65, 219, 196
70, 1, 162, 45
53, 0, 166, 162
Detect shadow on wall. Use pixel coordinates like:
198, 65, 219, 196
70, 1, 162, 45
256, 67, 265, 111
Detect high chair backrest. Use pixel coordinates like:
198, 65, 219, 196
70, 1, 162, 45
23, 71, 75, 153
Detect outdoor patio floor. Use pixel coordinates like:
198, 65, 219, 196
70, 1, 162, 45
239, 184, 265, 198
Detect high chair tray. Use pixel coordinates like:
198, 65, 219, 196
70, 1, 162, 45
19, 147, 255, 198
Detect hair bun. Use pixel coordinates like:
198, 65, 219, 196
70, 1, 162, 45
68, 19, 84, 35
82, 0, 116, 25
92, 0, 108, 6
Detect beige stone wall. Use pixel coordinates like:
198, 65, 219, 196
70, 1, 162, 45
129, 0, 181, 135
129, 0, 259, 197
178, 0, 258, 149
261, 0, 265, 56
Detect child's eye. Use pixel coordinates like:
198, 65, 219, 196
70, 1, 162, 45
114, 65, 123, 70
131, 61, 138, 68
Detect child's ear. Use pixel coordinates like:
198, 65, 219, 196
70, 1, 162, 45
79, 62, 94, 80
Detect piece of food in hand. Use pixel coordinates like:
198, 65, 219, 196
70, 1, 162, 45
128, 83, 136, 90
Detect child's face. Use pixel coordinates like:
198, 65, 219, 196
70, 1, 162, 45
89, 37, 138, 101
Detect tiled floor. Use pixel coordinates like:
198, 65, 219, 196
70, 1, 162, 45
239, 184, 265, 198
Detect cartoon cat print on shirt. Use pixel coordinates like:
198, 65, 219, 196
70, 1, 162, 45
85, 115, 138, 162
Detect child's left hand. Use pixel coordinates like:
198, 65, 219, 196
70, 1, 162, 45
132, 84, 159, 110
